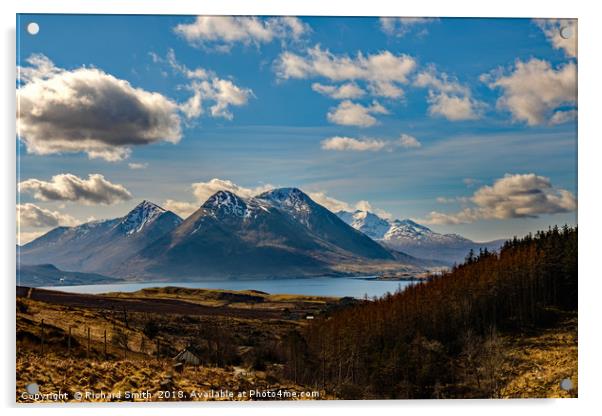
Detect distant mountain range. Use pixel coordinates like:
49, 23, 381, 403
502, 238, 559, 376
337, 210, 505, 264
19, 189, 436, 282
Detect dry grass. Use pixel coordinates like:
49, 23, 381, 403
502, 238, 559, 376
16, 288, 577, 401
17, 353, 327, 402
16, 289, 333, 402
498, 315, 578, 398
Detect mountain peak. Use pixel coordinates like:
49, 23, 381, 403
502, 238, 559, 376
136, 200, 165, 211
258, 187, 314, 209
119, 200, 169, 235
339, 210, 391, 240
202, 190, 248, 217
257, 188, 315, 224
258, 187, 310, 203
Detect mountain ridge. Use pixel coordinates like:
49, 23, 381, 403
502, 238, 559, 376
120, 188, 416, 279
19, 189, 440, 282
337, 209, 505, 264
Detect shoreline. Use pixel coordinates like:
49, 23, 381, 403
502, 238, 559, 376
29, 275, 417, 299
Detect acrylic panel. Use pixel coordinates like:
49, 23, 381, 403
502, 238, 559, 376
16, 15, 577, 402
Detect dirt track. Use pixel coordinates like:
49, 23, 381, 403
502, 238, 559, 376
16, 286, 283, 320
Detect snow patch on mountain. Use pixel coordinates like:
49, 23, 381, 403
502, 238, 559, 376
342, 210, 391, 239
257, 188, 313, 226
117, 200, 170, 235
384, 219, 471, 246
202, 190, 270, 220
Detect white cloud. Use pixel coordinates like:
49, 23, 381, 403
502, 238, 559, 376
203, 78, 253, 120
275, 45, 416, 97
398, 134, 421, 148
326, 100, 388, 127
311, 82, 366, 99
275, 46, 415, 124
306, 191, 353, 212
280, 16, 309, 39
415, 67, 469, 95
367, 81, 405, 99
534, 19, 577, 58
179, 86, 203, 119
550, 109, 578, 125
155, 49, 253, 120
164, 178, 274, 218
421, 208, 479, 225
483, 58, 577, 125
379, 17, 437, 37
173, 16, 310, 51
18, 54, 62, 83
164, 49, 208, 80
354, 200, 373, 212
427, 92, 482, 121
321, 136, 388, 152
191, 178, 274, 205
422, 173, 576, 225
128, 162, 148, 170
19, 173, 132, 205
415, 66, 484, 121
470, 174, 576, 218
163, 199, 199, 218
17, 54, 182, 161
321, 133, 421, 152
17, 203, 78, 228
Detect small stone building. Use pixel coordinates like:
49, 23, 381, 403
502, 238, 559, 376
173, 348, 202, 366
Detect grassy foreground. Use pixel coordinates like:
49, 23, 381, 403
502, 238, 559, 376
17, 353, 327, 402
16, 283, 576, 401
16, 286, 340, 402
498, 313, 577, 398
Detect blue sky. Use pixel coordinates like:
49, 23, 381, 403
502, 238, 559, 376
16, 15, 577, 242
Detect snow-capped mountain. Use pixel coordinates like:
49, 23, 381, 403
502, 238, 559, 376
337, 210, 391, 240
256, 187, 313, 226
19, 201, 182, 274
117, 200, 174, 235
384, 219, 472, 246
256, 188, 412, 262
20, 191, 437, 281
337, 210, 504, 264
120, 188, 424, 279
202, 190, 271, 220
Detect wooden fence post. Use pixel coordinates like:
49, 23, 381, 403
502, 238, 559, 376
40, 319, 45, 355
